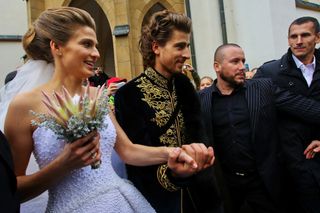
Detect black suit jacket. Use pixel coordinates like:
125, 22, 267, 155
199, 78, 320, 205
115, 70, 222, 213
0, 131, 19, 212
255, 49, 320, 192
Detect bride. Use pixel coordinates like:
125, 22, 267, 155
2, 7, 214, 212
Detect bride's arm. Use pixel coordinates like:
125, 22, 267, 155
5, 93, 101, 202
111, 112, 213, 171
110, 112, 184, 165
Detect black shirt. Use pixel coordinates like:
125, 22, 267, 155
211, 83, 256, 173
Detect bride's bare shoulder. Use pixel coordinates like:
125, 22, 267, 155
9, 88, 44, 112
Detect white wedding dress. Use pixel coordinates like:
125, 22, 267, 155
32, 114, 155, 213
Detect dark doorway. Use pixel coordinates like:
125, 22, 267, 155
69, 0, 115, 77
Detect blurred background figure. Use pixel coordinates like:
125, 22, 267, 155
106, 76, 128, 179
4, 71, 17, 85
88, 67, 109, 87
0, 130, 20, 212
199, 76, 213, 90
106, 77, 127, 97
182, 63, 201, 90
251, 67, 258, 74
245, 71, 254, 79
245, 68, 257, 79
106, 77, 127, 110
4, 55, 28, 85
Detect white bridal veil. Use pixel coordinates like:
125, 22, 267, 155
0, 59, 54, 131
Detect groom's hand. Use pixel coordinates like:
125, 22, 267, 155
304, 140, 320, 159
181, 143, 214, 171
167, 143, 215, 178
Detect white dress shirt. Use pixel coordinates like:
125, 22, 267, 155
292, 54, 316, 87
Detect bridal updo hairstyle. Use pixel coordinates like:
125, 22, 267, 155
139, 10, 192, 69
22, 7, 96, 63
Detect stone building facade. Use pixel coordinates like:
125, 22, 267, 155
26, 0, 186, 80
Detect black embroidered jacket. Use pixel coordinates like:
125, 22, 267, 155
114, 67, 209, 213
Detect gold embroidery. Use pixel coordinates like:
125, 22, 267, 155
145, 67, 168, 88
157, 164, 180, 192
136, 67, 185, 147
159, 113, 185, 146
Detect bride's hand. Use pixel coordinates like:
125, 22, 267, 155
57, 131, 101, 171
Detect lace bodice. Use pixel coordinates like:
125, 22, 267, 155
32, 115, 155, 213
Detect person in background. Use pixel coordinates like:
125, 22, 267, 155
245, 71, 254, 79
106, 77, 128, 179
255, 16, 320, 213
251, 67, 258, 74
115, 10, 222, 213
199, 76, 213, 90
4, 55, 28, 85
245, 68, 257, 80
0, 130, 20, 213
106, 77, 127, 105
4, 71, 18, 85
88, 67, 109, 87
182, 63, 201, 90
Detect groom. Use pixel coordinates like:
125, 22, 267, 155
0, 130, 20, 212
115, 10, 221, 213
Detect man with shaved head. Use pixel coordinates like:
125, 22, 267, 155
199, 43, 320, 213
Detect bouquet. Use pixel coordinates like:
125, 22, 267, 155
31, 83, 109, 169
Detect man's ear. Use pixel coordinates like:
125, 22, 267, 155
50, 40, 62, 56
152, 41, 160, 55
214, 61, 220, 73
315, 32, 320, 44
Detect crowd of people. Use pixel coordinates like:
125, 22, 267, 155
0, 6, 319, 213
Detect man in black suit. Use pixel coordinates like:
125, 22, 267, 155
255, 16, 320, 213
0, 130, 19, 212
199, 43, 320, 213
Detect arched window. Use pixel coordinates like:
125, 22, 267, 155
141, 3, 166, 30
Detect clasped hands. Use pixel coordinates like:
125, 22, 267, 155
60, 132, 215, 176
167, 143, 215, 178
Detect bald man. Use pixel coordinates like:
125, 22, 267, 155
199, 43, 320, 213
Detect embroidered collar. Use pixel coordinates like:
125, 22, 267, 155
144, 67, 170, 89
